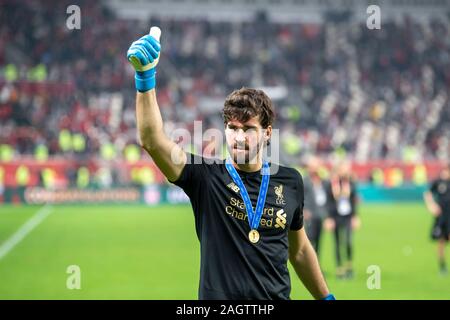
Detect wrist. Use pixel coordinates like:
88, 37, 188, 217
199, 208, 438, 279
321, 293, 336, 300
135, 68, 156, 92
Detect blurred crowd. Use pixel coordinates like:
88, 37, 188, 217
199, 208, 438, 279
0, 0, 449, 166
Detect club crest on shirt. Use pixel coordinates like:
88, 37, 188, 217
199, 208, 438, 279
227, 182, 240, 193
275, 184, 286, 205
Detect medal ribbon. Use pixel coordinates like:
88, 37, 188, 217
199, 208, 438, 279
225, 159, 270, 231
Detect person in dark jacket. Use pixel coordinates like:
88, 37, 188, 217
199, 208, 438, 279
424, 164, 450, 275
303, 156, 328, 259
324, 161, 360, 279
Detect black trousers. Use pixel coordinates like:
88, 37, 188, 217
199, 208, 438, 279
333, 215, 353, 267
306, 217, 323, 256
431, 211, 450, 241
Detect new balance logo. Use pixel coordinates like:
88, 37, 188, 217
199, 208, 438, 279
227, 182, 240, 193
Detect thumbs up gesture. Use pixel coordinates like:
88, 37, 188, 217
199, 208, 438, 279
127, 27, 161, 92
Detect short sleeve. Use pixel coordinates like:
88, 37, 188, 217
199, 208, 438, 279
169, 153, 213, 238
429, 180, 439, 194
290, 170, 304, 231
170, 152, 207, 198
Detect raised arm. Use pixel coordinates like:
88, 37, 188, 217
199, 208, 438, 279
128, 27, 186, 182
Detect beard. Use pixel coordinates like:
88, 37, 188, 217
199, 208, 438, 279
228, 141, 263, 165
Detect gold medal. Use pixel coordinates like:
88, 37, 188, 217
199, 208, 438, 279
248, 229, 260, 244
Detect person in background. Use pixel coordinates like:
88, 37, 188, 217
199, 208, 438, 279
324, 161, 360, 279
303, 156, 328, 259
424, 164, 450, 275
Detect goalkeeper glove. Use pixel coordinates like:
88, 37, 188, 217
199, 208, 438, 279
127, 26, 161, 92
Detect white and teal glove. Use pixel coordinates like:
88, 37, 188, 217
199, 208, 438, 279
127, 27, 161, 92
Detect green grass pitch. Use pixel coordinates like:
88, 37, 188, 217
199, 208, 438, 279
0, 203, 448, 299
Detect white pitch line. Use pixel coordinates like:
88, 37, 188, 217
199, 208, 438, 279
0, 204, 53, 261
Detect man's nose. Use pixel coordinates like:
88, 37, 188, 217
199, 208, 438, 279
235, 129, 246, 142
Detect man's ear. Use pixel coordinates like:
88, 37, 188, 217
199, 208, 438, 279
265, 126, 272, 144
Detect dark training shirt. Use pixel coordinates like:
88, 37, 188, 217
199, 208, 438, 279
171, 153, 304, 300
430, 178, 450, 210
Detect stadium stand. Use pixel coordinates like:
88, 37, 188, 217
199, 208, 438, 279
0, 0, 449, 191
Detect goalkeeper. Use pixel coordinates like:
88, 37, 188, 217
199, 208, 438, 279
127, 27, 334, 300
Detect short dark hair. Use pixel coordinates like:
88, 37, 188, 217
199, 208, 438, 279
222, 87, 275, 128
